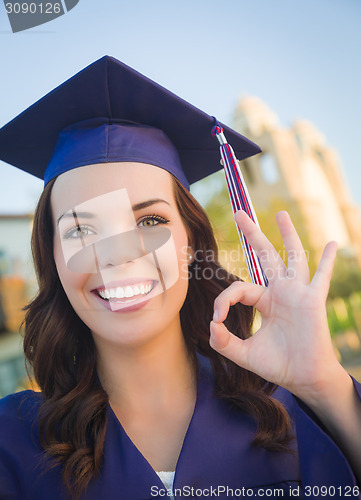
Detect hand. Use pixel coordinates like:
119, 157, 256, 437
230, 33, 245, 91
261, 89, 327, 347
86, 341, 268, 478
210, 209, 343, 402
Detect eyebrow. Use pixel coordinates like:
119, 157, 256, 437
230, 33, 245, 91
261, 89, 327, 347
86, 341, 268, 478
57, 211, 95, 225
131, 198, 170, 211
56, 199, 170, 225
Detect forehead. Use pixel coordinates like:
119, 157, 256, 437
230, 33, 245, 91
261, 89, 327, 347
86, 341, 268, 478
50, 162, 174, 216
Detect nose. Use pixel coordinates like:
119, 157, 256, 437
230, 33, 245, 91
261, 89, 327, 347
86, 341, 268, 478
95, 230, 145, 269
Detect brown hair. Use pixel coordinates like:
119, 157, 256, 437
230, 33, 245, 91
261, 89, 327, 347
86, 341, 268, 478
24, 176, 292, 498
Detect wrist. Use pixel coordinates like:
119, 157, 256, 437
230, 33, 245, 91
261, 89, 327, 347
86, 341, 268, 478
296, 364, 353, 421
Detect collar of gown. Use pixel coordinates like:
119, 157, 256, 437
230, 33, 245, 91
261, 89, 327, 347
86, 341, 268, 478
90, 353, 300, 498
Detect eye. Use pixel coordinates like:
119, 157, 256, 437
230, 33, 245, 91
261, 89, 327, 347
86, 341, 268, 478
137, 214, 170, 227
63, 225, 96, 239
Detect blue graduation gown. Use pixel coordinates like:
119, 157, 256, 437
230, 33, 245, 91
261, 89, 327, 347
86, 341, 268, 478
0, 355, 360, 500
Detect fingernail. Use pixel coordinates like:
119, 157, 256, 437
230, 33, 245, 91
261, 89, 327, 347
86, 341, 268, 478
213, 309, 219, 322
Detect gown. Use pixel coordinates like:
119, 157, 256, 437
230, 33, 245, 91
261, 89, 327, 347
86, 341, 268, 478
0, 354, 360, 500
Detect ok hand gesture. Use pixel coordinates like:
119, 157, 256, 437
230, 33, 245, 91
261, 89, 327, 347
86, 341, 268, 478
210, 209, 340, 401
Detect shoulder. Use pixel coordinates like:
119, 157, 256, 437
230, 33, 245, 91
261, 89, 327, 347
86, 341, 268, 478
0, 390, 44, 459
0, 392, 49, 499
0, 390, 42, 418
0, 390, 43, 441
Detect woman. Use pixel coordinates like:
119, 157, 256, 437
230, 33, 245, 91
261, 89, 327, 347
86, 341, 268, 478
0, 56, 360, 500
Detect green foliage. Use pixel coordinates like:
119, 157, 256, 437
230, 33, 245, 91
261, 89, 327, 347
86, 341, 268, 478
326, 291, 361, 338
328, 254, 361, 299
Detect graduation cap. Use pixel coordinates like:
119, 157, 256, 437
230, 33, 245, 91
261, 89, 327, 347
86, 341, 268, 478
0, 55, 267, 286
0, 55, 260, 190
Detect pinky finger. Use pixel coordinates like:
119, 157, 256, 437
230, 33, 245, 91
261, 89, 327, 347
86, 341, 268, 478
311, 241, 338, 298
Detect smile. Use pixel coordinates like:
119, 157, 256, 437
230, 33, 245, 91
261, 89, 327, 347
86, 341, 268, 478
95, 280, 156, 303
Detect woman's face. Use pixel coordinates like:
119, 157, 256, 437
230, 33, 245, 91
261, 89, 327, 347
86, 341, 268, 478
51, 162, 191, 348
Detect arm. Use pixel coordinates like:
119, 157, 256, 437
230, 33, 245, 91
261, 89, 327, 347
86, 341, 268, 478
299, 368, 361, 483
210, 210, 361, 482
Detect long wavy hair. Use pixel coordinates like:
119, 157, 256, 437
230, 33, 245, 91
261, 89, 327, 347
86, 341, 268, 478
24, 175, 292, 499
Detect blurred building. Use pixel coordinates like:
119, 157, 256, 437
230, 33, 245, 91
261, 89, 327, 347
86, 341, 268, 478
0, 214, 34, 396
233, 97, 361, 265
0, 214, 34, 332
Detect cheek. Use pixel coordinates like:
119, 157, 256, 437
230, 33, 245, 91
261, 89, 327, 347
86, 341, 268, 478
174, 227, 190, 268
156, 226, 189, 284
53, 238, 89, 300
170, 227, 190, 291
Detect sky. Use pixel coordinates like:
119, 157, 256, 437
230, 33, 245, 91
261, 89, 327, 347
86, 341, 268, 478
0, 0, 360, 214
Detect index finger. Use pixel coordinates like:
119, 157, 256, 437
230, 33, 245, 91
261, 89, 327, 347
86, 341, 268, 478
234, 210, 286, 281
213, 280, 266, 323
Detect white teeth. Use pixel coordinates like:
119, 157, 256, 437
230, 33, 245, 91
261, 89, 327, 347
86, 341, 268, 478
98, 281, 154, 300
99, 290, 109, 299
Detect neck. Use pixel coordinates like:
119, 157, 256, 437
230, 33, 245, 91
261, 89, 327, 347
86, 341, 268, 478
95, 316, 196, 412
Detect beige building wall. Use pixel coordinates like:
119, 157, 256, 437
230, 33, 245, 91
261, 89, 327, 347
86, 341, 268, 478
233, 97, 361, 266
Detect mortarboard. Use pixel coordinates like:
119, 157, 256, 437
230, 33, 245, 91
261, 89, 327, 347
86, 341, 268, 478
0, 55, 267, 286
0, 55, 261, 190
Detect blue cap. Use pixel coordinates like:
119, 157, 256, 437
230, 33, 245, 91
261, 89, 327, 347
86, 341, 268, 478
0, 56, 261, 190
